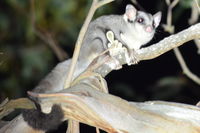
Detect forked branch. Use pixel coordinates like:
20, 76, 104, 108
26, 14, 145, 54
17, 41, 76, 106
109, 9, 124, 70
64, 0, 114, 89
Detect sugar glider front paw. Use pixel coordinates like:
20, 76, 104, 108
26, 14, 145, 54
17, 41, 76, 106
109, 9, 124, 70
127, 49, 139, 65
106, 31, 123, 57
106, 30, 139, 66
106, 31, 123, 70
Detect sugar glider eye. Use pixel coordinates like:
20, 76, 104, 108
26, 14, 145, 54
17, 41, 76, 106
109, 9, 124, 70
137, 17, 144, 24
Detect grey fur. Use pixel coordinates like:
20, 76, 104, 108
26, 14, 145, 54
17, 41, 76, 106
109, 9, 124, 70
78, 15, 127, 69
79, 5, 161, 70
22, 4, 161, 132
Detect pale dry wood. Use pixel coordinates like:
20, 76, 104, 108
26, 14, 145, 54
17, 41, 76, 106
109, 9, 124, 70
29, 84, 200, 133
67, 120, 80, 133
0, 98, 36, 120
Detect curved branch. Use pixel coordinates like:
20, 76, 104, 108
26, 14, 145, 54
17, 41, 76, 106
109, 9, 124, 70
29, 84, 200, 133
137, 23, 200, 60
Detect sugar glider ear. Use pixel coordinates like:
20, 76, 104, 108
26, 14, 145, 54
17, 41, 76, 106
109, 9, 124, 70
153, 11, 162, 28
125, 4, 137, 21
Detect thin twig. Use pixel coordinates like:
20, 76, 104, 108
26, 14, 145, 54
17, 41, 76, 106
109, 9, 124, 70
0, 98, 36, 119
64, 0, 114, 88
194, 39, 200, 54
36, 29, 68, 61
96, 0, 114, 8
171, 0, 179, 8
64, 0, 98, 88
30, 0, 68, 61
188, 1, 200, 25
174, 48, 200, 85
192, 0, 200, 54
194, 0, 200, 12
163, 0, 200, 85
67, 120, 80, 133
96, 128, 100, 133
138, 23, 200, 60
166, 0, 170, 5
163, 0, 179, 34
130, 0, 145, 11
64, 1, 114, 133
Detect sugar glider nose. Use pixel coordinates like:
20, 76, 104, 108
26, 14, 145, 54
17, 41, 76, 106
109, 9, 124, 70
146, 26, 152, 33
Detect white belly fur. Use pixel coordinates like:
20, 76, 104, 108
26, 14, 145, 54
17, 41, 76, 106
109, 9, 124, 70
120, 33, 152, 50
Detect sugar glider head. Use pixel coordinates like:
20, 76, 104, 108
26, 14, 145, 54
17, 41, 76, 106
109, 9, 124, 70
123, 4, 162, 49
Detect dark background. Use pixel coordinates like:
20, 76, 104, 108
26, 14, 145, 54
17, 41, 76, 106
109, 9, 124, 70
0, 0, 200, 132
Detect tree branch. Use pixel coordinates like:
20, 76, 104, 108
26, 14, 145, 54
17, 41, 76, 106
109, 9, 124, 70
30, 0, 68, 61
64, 0, 114, 88
162, 0, 200, 85
137, 23, 200, 61
28, 84, 200, 133
2, 1, 200, 133
1, 22, 200, 133
64, 1, 114, 133
173, 48, 200, 84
